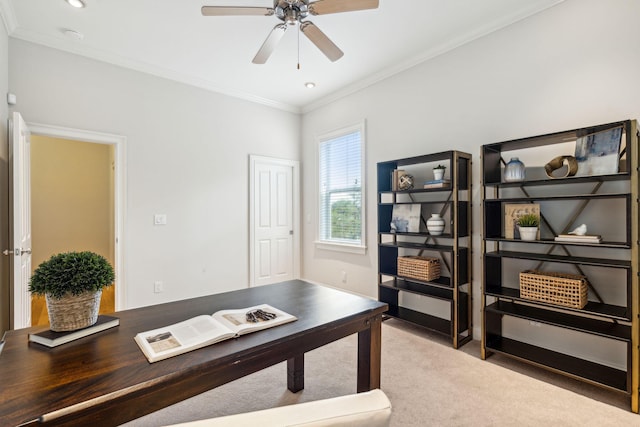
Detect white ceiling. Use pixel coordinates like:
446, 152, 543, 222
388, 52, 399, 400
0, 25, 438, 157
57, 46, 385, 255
0, 0, 564, 113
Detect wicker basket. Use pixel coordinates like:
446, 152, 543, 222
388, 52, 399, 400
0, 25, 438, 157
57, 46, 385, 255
46, 290, 102, 331
519, 270, 588, 309
397, 256, 441, 281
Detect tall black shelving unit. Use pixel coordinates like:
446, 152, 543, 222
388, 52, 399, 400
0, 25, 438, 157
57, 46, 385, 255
377, 150, 472, 349
480, 120, 640, 412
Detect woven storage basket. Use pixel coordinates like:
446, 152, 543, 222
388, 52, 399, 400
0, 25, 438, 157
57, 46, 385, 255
397, 256, 441, 281
46, 290, 102, 331
519, 270, 587, 309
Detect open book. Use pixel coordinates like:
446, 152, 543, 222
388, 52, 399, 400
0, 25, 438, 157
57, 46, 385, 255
134, 304, 297, 363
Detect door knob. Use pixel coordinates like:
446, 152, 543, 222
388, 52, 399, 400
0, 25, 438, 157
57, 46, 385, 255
3, 248, 31, 256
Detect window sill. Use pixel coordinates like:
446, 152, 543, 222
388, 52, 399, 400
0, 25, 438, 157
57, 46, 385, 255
315, 241, 367, 255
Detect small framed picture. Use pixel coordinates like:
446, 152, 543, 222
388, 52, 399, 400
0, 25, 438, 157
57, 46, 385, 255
574, 126, 623, 176
504, 203, 540, 239
391, 204, 421, 233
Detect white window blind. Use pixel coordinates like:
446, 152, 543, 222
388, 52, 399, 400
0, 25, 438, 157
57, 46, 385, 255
318, 123, 365, 249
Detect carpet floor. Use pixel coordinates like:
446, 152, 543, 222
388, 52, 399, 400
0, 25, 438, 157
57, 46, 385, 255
122, 319, 639, 426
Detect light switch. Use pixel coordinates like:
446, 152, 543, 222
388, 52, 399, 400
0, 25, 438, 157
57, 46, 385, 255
154, 214, 167, 225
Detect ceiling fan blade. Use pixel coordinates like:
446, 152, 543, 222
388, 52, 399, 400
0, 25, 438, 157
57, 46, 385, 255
252, 24, 288, 64
309, 0, 379, 15
300, 21, 344, 62
201, 6, 274, 16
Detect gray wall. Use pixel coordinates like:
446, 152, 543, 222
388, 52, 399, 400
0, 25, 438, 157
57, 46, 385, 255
301, 0, 640, 366
8, 39, 301, 311
3, 0, 639, 367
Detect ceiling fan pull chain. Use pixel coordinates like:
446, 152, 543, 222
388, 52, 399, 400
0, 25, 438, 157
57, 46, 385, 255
297, 22, 301, 70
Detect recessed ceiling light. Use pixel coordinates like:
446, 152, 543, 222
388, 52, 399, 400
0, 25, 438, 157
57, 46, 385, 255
63, 29, 84, 40
305, 82, 316, 89
65, 0, 86, 8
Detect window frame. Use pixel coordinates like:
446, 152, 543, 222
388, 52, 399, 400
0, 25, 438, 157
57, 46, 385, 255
315, 120, 366, 254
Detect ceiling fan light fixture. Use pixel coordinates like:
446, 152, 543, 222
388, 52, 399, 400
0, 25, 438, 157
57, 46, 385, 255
63, 29, 85, 40
305, 82, 316, 89
284, 9, 298, 25
65, 0, 86, 8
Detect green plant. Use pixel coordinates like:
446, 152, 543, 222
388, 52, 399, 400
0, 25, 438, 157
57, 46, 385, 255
434, 164, 446, 170
517, 213, 540, 227
29, 251, 115, 299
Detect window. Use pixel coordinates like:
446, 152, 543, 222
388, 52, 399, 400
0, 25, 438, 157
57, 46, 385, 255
317, 121, 366, 253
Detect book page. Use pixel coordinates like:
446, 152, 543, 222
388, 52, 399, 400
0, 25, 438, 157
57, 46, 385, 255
135, 315, 235, 362
212, 304, 297, 336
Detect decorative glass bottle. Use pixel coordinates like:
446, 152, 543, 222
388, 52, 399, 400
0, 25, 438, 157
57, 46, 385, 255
426, 213, 445, 236
504, 157, 525, 182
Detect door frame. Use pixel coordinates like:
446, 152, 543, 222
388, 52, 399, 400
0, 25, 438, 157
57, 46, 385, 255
27, 122, 127, 310
249, 155, 300, 287
8, 113, 32, 329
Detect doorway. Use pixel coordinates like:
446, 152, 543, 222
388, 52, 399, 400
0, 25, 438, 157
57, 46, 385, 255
26, 123, 126, 325
30, 135, 115, 325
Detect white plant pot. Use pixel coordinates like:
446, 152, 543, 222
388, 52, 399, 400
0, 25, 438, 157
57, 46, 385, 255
518, 226, 538, 241
433, 169, 445, 181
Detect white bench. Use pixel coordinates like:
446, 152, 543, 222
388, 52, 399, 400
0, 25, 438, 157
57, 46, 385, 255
165, 389, 392, 427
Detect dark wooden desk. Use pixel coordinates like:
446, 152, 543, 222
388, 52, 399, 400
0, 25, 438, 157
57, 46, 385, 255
0, 280, 387, 426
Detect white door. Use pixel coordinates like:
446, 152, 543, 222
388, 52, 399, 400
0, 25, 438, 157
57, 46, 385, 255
249, 156, 299, 287
8, 112, 32, 329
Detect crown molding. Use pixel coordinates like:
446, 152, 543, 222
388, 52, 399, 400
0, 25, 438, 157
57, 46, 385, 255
0, 0, 18, 34
2, 0, 565, 116
9, 26, 302, 114
302, 0, 565, 113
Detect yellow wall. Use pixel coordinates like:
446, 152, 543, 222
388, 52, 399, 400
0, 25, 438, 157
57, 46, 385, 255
30, 136, 114, 323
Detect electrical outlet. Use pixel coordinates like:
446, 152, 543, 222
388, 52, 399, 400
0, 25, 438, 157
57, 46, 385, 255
154, 281, 163, 293
341, 271, 347, 283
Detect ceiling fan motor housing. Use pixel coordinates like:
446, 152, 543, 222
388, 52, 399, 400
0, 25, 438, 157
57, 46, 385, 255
275, 0, 309, 25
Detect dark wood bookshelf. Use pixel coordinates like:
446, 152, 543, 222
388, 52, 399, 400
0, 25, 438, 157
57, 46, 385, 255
484, 173, 629, 188
377, 150, 472, 348
380, 279, 454, 300
486, 300, 631, 341
484, 286, 629, 320
480, 119, 640, 411
485, 336, 628, 392
484, 237, 630, 249
484, 250, 631, 269
385, 305, 451, 335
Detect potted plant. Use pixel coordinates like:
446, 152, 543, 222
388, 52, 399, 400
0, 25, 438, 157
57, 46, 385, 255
433, 164, 446, 181
29, 251, 115, 331
516, 214, 540, 241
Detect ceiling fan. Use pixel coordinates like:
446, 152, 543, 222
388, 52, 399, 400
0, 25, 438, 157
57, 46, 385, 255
202, 0, 379, 64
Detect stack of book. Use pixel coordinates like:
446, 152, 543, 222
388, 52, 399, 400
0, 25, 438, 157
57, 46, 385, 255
28, 315, 120, 347
392, 169, 405, 191
554, 234, 602, 244
423, 179, 450, 189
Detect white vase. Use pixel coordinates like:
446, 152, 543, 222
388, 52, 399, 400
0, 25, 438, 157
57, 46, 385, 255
518, 226, 538, 241
433, 169, 445, 181
427, 213, 445, 236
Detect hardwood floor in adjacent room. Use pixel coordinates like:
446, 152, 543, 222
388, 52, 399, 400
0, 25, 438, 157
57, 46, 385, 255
30, 286, 115, 326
